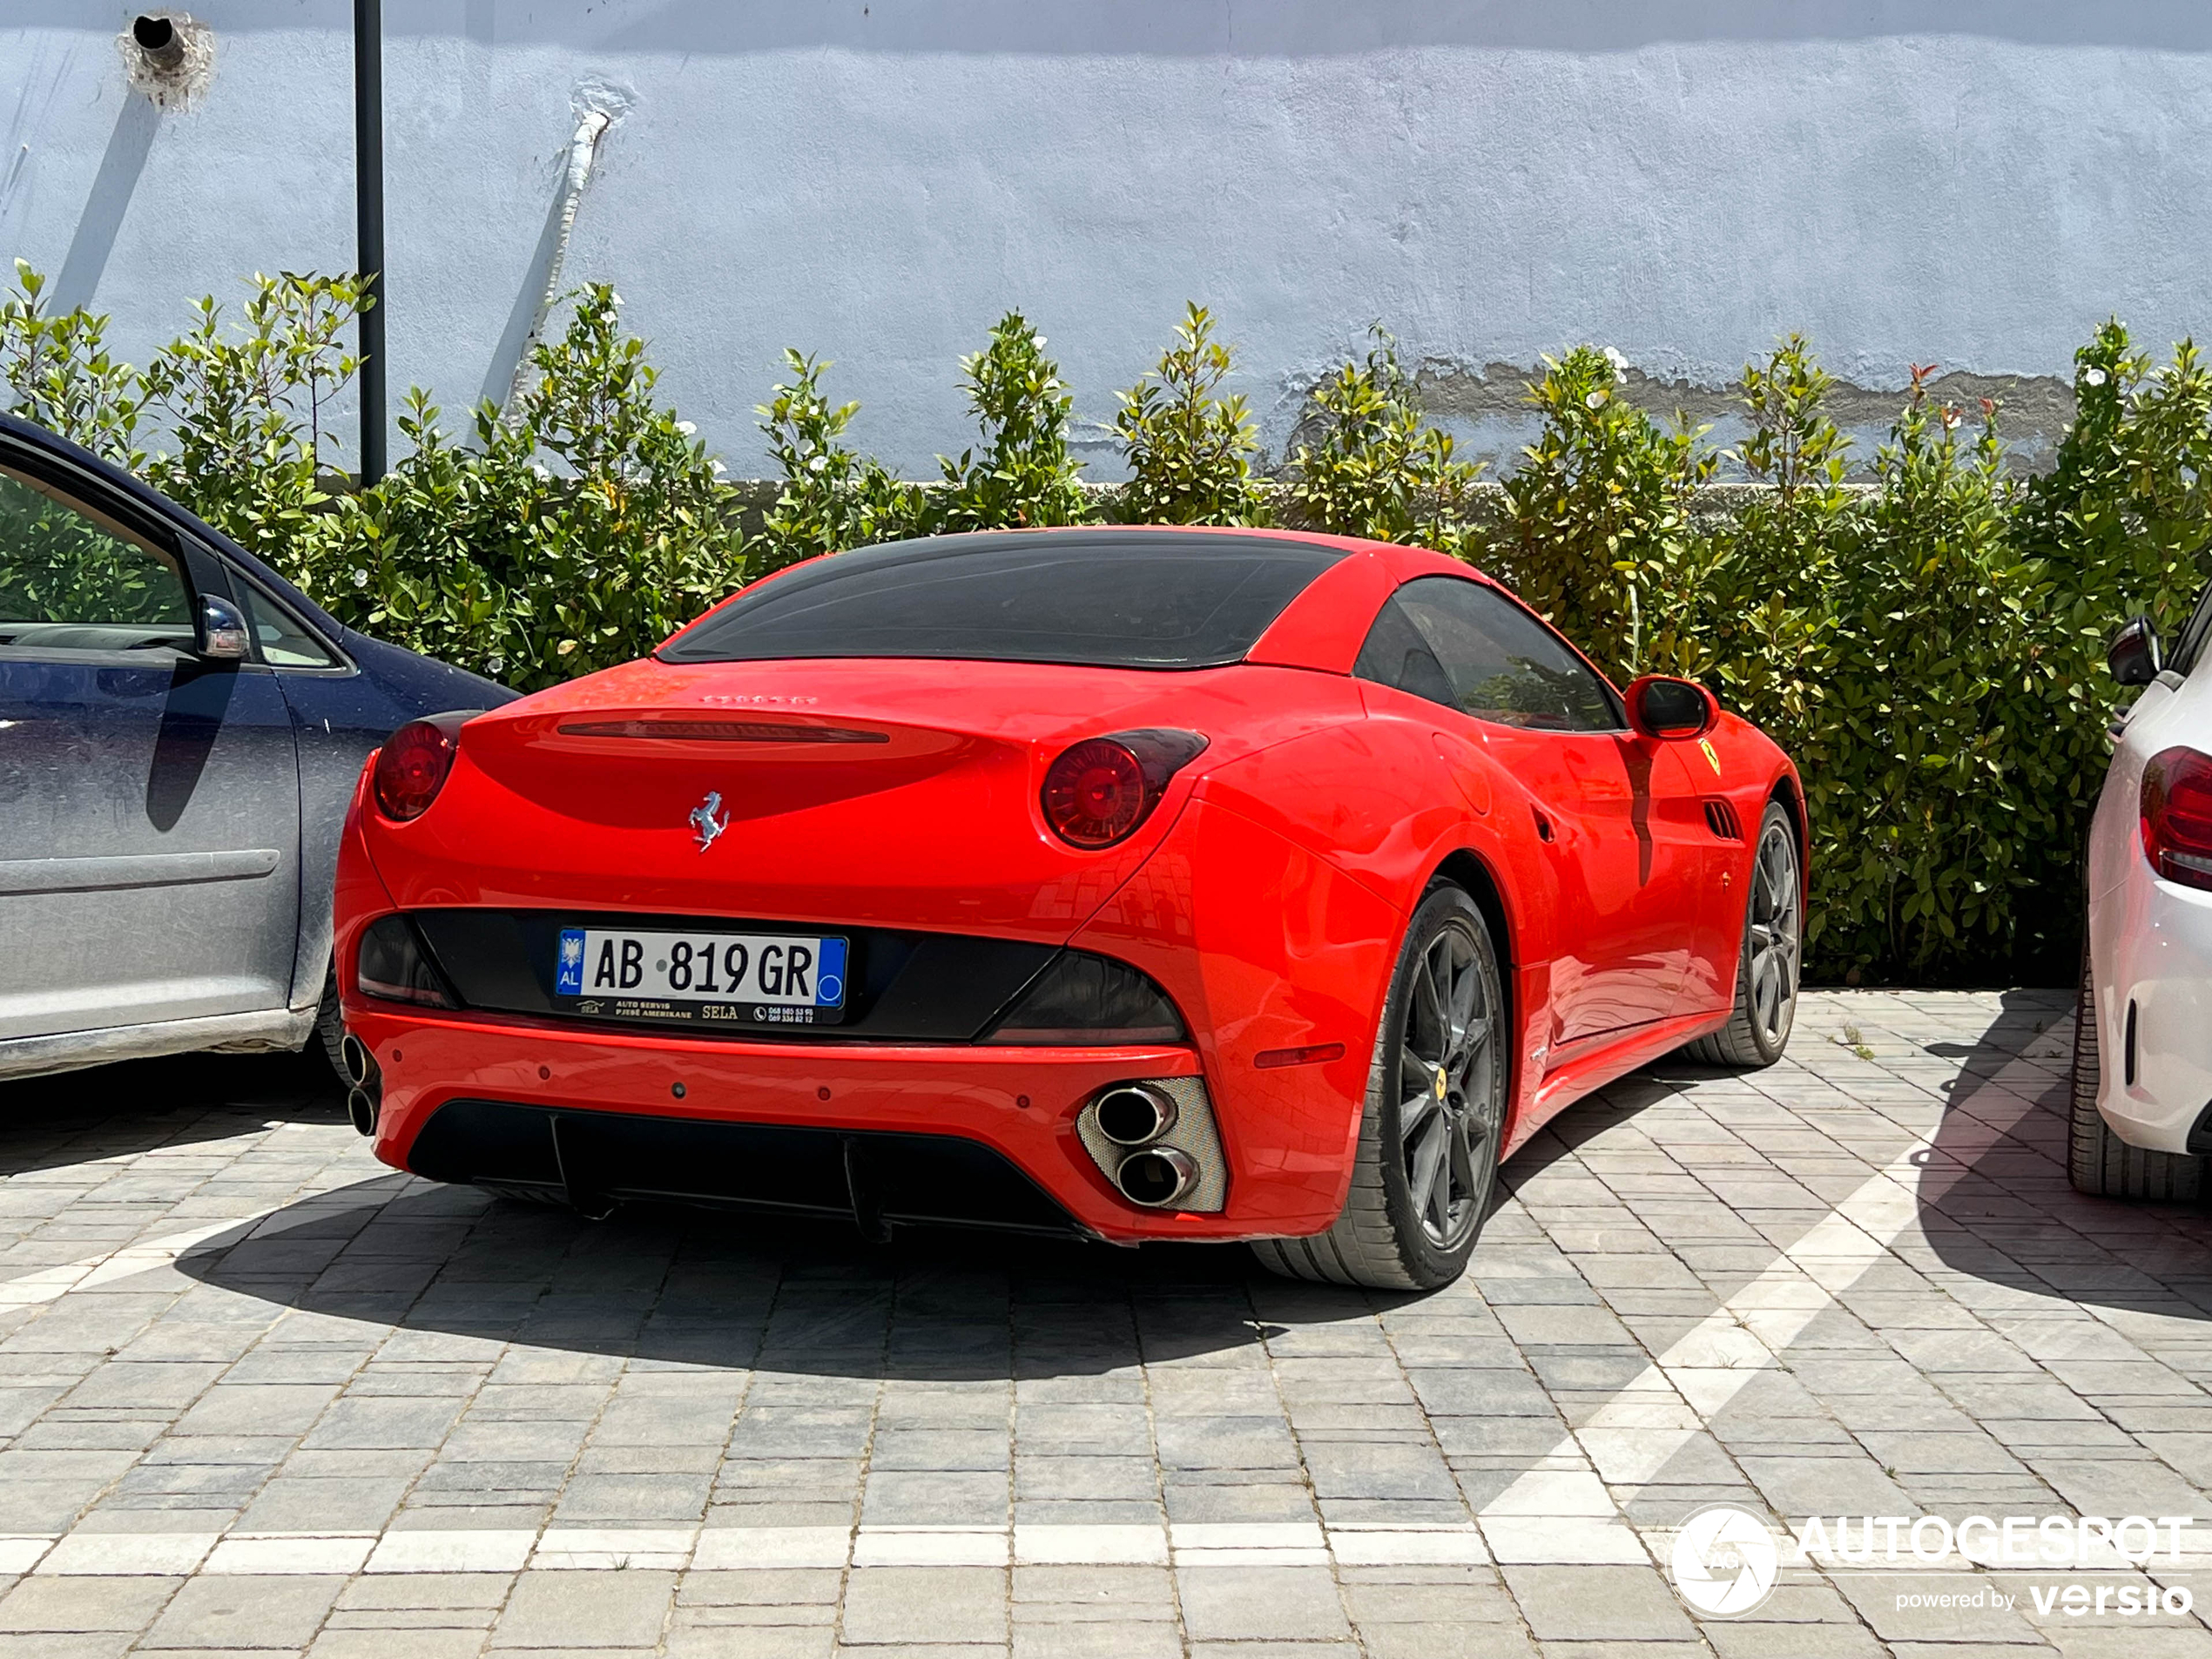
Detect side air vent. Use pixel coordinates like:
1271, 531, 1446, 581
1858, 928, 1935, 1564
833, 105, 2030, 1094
1703, 799, 1744, 840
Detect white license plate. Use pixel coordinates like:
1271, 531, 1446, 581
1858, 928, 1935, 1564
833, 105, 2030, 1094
552, 927, 847, 1027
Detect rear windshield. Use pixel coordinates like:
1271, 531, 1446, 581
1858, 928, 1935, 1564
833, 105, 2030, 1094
659, 531, 1343, 670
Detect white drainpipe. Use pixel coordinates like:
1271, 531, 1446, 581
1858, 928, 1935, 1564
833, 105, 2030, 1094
502, 105, 613, 417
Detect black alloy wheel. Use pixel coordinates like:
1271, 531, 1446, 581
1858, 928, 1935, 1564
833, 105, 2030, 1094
1393, 907, 1501, 1251
1686, 800, 1800, 1068
1745, 813, 1800, 1048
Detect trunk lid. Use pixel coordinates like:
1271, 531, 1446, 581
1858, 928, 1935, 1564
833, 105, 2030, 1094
368, 656, 1359, 942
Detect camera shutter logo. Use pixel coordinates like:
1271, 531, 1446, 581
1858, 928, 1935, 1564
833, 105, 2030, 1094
1670, 1506, 1779, 1616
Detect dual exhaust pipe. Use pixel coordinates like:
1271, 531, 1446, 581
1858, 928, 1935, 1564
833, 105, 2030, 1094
341, 1034, 380, 1137
1092, 1082, 1197, 1208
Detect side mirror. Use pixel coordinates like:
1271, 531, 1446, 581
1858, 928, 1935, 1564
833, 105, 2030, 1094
2108, 616, 2162, 687
197, 594, 250, 662
1625, 674, 1718, 740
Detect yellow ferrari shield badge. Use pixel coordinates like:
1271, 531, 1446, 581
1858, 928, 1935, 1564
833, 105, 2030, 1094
1698, 738, 1722, 776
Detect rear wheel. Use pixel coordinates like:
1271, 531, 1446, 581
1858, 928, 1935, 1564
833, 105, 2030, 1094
1684, 801, 1799, 1069
1252, 885, 1506, 1291
2068, 943, 2205, 1201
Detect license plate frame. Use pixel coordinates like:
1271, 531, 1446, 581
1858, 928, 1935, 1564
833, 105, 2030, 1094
550, 924, 850, 1029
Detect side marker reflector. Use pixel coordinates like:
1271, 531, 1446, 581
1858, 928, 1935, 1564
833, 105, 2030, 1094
1254, 1042, 1346, 1070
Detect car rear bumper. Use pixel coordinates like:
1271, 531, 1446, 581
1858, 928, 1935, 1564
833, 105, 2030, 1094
341, 1001, 1345, 1243
2089, 853, 2212, 1155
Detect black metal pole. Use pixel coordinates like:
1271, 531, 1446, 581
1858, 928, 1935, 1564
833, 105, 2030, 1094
354, 0, 387, 484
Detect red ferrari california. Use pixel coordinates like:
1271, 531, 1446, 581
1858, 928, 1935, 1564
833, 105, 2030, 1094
334, 529, 1803, 1289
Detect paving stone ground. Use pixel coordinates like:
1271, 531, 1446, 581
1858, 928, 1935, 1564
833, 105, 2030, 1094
1, 988, 2209, 1656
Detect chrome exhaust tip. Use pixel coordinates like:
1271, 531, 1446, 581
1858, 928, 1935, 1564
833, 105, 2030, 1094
341, 1033, 374, 1088
1115, 1146, 1198, 1208
1094, 1083, 1179, 1147
346, 1086, 378, 1137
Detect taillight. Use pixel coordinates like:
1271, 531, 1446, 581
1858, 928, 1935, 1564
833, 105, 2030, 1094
1042, 729, 1208, 849
2141, 746, 2212, 891
372, 715, 468, 821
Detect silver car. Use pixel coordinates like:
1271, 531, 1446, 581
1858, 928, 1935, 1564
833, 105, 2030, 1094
0, 413, 513, 1082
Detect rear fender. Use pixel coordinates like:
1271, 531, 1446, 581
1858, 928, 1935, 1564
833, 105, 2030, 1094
1071, 796, 1402, 1233
1193, 715, 1562, 1166
1076, 717, 1545, 1231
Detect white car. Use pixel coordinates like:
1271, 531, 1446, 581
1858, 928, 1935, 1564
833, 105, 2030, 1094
2078, 603, 2212, 1200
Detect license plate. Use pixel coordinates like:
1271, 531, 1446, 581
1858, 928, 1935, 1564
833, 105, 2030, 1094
551, 927, 848, 1028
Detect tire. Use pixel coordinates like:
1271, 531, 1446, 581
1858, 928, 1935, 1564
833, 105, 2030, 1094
1252, 884, 1507, 1291
310, 964, 348, 1087
1683, 801, 1800, 1069
2068, 943, 2204, 1202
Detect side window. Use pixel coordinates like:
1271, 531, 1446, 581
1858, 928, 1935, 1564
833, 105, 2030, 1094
0, 465, 193, 653
1353, 596, 1459, 710
1393, 577, 1622, 732
240, 583, 343, 669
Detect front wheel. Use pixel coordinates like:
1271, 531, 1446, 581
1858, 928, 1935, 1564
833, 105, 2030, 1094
1684, 801, 1800, 1069
1252, 884, 1507, 1291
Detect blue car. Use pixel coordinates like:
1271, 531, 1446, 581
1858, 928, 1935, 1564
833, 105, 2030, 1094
0, 412, 515, 1082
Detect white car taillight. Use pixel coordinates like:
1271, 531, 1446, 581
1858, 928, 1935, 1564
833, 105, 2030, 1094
2140, 746, 2212, 891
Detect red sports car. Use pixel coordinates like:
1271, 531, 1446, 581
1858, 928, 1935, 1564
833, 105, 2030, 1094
334, 529, 1803, 1289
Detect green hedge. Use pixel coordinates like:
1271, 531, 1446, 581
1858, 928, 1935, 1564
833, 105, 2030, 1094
7, 262, 2209, 984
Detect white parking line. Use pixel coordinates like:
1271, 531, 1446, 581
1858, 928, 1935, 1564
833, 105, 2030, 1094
0, 1215, 266, 1309
0, 1153, 390, 1315
1474, 1116, 1946, 1563
364, 1528, 537, 1575
204, 1534, 378, 1575
0, 1520, 1589, 1575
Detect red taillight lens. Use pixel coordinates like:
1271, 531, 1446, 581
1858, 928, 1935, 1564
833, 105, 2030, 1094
2141, 746, 2212, 891
1042, 729, 1209, 849
1046, 739, 1148, 846
373, 718, 462, 821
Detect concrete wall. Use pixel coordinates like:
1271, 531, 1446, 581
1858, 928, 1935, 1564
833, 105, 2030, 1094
3, 3, 2209, 478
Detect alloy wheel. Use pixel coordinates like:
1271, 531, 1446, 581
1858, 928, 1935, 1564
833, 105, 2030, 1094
1747, 819, 1801, 1045
1395, 920, 1501, 1249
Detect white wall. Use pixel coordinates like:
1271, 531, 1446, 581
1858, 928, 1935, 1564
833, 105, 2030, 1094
3, 3, 2209, 475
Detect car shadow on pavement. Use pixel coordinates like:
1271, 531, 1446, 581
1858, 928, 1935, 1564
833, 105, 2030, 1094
171, 1166, 1386, 1379
0, 1048, 348, 1179
1913, 987, 2212, 1320
143, 985, 2212, 1387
